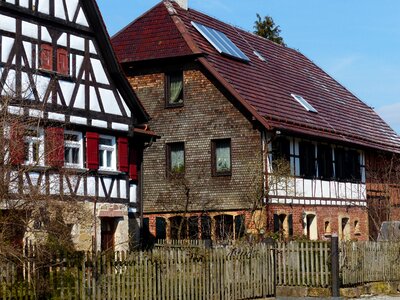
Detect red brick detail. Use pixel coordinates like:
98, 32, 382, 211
267, 204, 369, 241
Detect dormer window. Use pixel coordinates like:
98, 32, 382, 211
291, 94, 318, 113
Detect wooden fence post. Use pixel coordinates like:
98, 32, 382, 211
331, 234, 340, 297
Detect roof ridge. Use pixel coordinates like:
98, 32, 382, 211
112, 1, 165, 39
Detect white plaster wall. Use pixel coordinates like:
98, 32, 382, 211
38, 0, 50, 15
99, 89, 122, 116
54, 0, 66, 20
0, 14, 16, 33
76, 8, 89, 27
22, 21, 38, 39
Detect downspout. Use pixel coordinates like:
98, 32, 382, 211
261, 130, 268, 234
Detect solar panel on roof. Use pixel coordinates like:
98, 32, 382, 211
291, 94, 318, 113
191, 21, 250, 62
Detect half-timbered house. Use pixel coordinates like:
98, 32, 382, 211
0, 0, 154, 251
112, 0, 400, 242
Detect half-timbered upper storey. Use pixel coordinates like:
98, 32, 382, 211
0, 0, 148, 130
0, 0, 153, 251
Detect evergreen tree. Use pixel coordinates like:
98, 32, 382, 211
254, 13, 286, 46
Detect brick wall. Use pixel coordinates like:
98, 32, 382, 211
128, 64, 262, 214
268, 204, 369, 241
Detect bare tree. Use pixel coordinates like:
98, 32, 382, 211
366, 151, 400, 240
0, 69, 92, 297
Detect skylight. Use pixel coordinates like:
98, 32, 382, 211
191, 21, 250, 62
290, 94, 318, 113
253, 50, 267, 62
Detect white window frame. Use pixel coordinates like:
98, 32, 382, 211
64, 130, 83, 169
98, 135, 116, 171
24, 128, 44, 166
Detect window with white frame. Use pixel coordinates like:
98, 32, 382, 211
64, 131, 83, 168
99, 135, 116, 171
24, 128, 44, 165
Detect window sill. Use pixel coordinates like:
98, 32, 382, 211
165, 101, 184, 109
167, 173, 185, 180
98, 169, 123, 176
38, 68, 73, 81
63, 166, 88, 173
212, 172, 232, 177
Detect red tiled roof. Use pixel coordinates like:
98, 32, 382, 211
112, 2, 194, 62
111, 1, 400, 153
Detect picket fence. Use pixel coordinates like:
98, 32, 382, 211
2, 241, 400, 299
0, 244, 275, 300
340, 241, 400, 286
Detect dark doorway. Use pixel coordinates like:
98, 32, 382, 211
101, 218, 117, 251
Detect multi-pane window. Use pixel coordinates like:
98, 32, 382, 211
335, 148, 361, 182
166, 72, 184, 106
167, 142, 185, 176
64, 131, 82, 168
98, 135, 116, 171
299, 141, 316, 178
24, 129, 44, 165
212, 139, 231, 176
317, 144, 333, 179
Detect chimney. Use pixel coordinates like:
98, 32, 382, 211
172, 0, 188, 10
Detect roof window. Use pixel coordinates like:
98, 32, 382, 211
253, 50, 267, 62
191, 21, 250, 62
291, 94, 318, 113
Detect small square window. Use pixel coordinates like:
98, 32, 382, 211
212, 139, 231, 176
166, 142, 185, 176
99, 135, 116, 171
64, 131, 83, 168
165, 72, 184, 107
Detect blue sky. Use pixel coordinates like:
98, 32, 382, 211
97, 0, 400, 134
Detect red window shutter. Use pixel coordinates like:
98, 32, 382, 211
10, 122, 24, 165
57, 48, 69, 75
129, 147, 138, 180
45, 127, 64, 167
40, 44, 53, 71
117, 137, 129, 172
86, 132, 99, 170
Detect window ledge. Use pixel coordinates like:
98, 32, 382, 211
98, 170, 123, 176
38, 68, 73, 81
212, 172, 232, 177
63, 166, 88, 173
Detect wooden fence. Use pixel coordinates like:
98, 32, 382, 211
340, 241, 400, 286
276, 241, 331, 287
0, 244, 275, 300
2, 241, 400, 299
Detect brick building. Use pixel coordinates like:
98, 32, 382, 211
112, 0, 400, 241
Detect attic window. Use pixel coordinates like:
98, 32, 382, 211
253, 50, 267, 62
291, 94, 318, 113
191, 21, 250, 62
